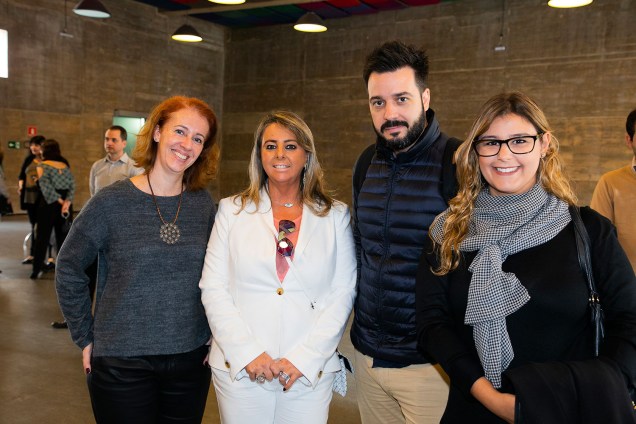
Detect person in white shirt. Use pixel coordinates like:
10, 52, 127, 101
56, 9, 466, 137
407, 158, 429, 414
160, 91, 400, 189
89, 125, 143, 196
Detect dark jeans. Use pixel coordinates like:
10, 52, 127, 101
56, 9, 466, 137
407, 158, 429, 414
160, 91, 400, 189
87, 344, 211, 424
33, 201, 68, 274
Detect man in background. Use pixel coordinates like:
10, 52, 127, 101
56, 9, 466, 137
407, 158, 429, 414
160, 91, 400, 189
591, 108, 636, 271
89, 125, 142, 196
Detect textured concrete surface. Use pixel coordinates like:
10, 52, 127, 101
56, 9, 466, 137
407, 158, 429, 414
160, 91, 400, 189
220, 0, 636, 204
2, 0, 635, 209
0, 0, 226, 208
0, 214, 361, 423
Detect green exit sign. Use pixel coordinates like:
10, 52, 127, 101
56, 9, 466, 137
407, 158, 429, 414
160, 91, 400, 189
8, 140, 20, 149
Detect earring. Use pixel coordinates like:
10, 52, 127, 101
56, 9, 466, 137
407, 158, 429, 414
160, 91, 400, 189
541, 152, 546, 158
302, 163, 307, 187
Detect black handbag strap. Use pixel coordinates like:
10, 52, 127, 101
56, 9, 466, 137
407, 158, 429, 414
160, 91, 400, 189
570, 205, 599, 301
570, 205, 603, 356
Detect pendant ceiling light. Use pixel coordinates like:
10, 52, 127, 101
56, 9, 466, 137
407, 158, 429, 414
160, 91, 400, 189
293, 12, 327, 33
73, 0, 111, 18
171, 24, 203, 43
208, 0, 246, 4
548, 0, 592, 7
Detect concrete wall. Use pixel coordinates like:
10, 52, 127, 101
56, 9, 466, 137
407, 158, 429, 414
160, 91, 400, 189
220, 0, 636, 205
0, 0, 226, 208
2, 0, 635, 210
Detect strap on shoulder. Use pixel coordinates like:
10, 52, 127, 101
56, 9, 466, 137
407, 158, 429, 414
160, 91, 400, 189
352, 144, 376, 203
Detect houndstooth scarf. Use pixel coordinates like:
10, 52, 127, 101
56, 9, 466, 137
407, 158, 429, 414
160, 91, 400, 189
430, 184, 571, 387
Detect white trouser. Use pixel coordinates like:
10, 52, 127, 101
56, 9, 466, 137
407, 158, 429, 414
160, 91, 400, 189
212, 367, 335, 424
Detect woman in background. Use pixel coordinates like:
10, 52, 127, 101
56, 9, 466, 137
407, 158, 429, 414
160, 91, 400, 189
0, 146, 12, 216
200, 111, 356, 424
18, 135, 45, 265
416, 92, 636, 423
56, 96, 219, 423
18, 135, 50, 265
31, 139, 74, 279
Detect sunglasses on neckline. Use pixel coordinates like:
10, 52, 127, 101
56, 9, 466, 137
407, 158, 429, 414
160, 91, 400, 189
277, 219, 295, 257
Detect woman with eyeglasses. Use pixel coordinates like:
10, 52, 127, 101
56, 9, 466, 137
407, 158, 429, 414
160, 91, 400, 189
199, 111, 356, 424
416, 92, 636, 423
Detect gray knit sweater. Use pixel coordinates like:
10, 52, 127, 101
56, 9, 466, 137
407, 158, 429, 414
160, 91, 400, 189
56, 179, 215, 357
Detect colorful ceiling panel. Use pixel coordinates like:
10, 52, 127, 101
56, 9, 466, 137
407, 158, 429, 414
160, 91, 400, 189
131, 0, 453, 29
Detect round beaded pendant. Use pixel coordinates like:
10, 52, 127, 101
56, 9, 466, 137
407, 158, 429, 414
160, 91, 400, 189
148, 174, 183, 246
160, 222, 181, 245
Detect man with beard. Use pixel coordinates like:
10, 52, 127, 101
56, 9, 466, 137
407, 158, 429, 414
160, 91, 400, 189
591, 108, 636, 271
350, 41, 458, 424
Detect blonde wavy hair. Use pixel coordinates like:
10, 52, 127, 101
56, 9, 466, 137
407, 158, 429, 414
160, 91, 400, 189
434, 91, 577, 275
235, 110, 334, 216
132, 96, 220, 191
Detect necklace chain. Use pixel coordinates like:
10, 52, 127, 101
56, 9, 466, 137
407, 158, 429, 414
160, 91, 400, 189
147, 174, 183, 244
270, 196, 299, 209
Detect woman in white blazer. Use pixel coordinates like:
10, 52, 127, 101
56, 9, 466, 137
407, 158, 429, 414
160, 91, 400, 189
200, 111, 356, 424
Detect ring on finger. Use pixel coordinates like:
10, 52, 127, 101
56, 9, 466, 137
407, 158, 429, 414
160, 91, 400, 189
256, 374, 266, 384
279, 371, 290, 384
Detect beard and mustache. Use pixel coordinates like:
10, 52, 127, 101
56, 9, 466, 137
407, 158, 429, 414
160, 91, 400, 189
374, 109, 428, 152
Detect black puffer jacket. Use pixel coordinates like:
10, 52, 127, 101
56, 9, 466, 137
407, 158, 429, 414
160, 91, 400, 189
351, 109, 454, 364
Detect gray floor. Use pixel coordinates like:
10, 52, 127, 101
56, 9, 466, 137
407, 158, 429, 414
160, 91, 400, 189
0, 214, 362, 424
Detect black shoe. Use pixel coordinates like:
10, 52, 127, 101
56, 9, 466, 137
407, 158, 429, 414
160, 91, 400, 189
44, 261, 56, 271
51, 321, 68, 329
29, 271, 42, 280
22, 257, 34, 265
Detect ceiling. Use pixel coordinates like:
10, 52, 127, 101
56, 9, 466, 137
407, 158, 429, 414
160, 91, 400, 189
131, 0, 452, 29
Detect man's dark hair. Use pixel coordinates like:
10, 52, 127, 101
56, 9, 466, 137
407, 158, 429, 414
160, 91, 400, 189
108, 125, 128, 141
626, 109, 636, 141
363, 41, 429, 91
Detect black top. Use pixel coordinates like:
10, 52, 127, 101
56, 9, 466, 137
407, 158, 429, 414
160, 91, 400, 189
416, 206, 636, 423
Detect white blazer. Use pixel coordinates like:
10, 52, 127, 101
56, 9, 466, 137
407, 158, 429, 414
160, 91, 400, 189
199, 192, 357, 388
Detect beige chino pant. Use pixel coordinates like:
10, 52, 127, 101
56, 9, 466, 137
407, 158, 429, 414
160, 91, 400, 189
354, 349, 449, 424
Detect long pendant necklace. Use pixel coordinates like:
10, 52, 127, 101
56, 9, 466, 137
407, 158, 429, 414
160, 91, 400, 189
147, 174, 183, 245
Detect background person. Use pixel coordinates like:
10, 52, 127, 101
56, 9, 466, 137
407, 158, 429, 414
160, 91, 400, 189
31, 139, 74, 279
56, 96, 219, 423
0, 146, 12, 216
590, 108, 636, 271
89, 125, 143, 196
199, 111, 356, 424
416, 92, 636, 423
18, 135, 45, 264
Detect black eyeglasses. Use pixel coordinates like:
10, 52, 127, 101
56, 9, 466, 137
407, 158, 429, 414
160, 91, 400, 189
473, 134, 543, 157
276, 219, 295, 257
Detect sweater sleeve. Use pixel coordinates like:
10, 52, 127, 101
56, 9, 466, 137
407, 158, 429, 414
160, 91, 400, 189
416, 237, 484, 397
55, 195, 107, 349
66, 168, 75, 203
590, 175, 615, 223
